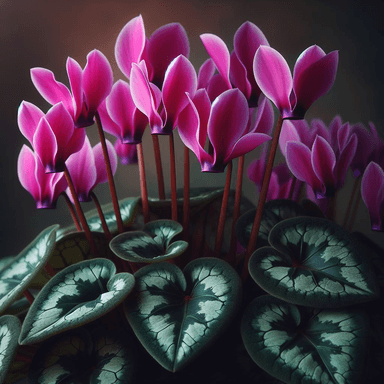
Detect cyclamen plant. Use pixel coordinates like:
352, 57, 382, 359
1, 14, 384, 384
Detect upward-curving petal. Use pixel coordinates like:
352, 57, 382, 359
147, 23, 190, 87
229, 51, 251, 101
197, 58, 216, 90
279, 120, 301, 157
66, 57, 84, 123
251, 97, 274, 135
115, 15, 146, 79
18, 145, 40, 203
200, 33, 232, 90
82, 50, 113, 117
17, 101, 45, 144
93, 139, 118, 186
335, 133, 357, 189
253, 46, 293, 118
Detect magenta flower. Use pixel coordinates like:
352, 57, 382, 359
200, 21, 269, 106
361, 162, 384, 231
17, 145, 67, 209
114, 139, 138, 165
254, 45, 339, 119
65, 136, 117, 202
177, 88, 271, 172
283, 118, 357, 198
30, 50, 113, 128
130, 55, 197, 135
19, 102, 85, 173
115, 15, 189, 88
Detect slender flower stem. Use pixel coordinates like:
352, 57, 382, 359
95, 112, 124, 233
183, 146, 190, 240
169, 133, 178, 222
242, 115, 283, 281
226, 156, 244, 264
90, 191, 112, 241
152, 135, 166, 200
214, 161, 233, 258
62, 192, 82, 231
348, 190, 361, 232
342, 177, 360, 228
64, 165, 97, 256
137, 142, 150, 224
23, 289, 34, 304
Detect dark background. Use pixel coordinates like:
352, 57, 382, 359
1, 0, 383, 257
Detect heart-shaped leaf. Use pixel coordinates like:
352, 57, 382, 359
0, 315, 21, 383
125, 258, 242, 372
249, 217, 380, 308
236, 199, 307, 249
0, 225, 58, 315
28, 328, 135, 383
57, 197, 140, 239
19, 259, 135, 345
49, 231, 114, 272
241, 295, 369, 384
110, 220, 188, 263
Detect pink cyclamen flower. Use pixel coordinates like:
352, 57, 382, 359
177, 88, 271, 172
254, 45, 339, 119
18, 145, 67, 209
130, 55, 197, 135
30, 50, 113, 128
19, 102, 85, 173
200, 21, 269, 106
65, 136, 117, 202
284, 118, 357, 198
115, 15, 189, 88
361, 162, 384, 231
114, 139, 138, 165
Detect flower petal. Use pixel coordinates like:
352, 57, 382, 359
279, 120, 301, 157
114, 140, 138, 165
147, 23, 190, 87
247, 156, 266, 187
253, 46, 293, 118
82, 50, 113, 116
311, 118, 331, 145
200, 33, 232, 90
18, 145, 40, 203
17, 101, 45, 144
337, 122, 351, 152
93, 139, 118, 186
250, 97, 274, 135
286, 141, 323, 195
197, 58, 216, 90
206, 73, 228, 102
335, 133, 357, 189
229, 51, 251, 101
97, 100, 122, 139
115, 15, 146, 79
30, 67, 74, 115
66, 57, 84, 123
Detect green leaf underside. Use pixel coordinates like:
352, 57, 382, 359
57, 197, 140, 239
28, 328, 135, 384
236, 200, 306, 249
110, 220, 188, 263
0, 225, 58, 315
19, 259, 135, 345
125, 258, 241, 372
249, 217, 379, 308
0, 315, 21, 383
241, 296, 369, 384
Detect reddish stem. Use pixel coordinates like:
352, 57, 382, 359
62, 192, 82, 231
226, 156, 244, 264
242, 115, 283, 281
342, 177, 360, 228
64, 165, 97, 256
23, 289, 34, 304
152, 135, 166, 200
183, 146, 190, 240
169, 133, 178, 222
90, 191, 112, 241
214, 161, 232, 258
95, 112, 124, 233
137, 142, 150, 224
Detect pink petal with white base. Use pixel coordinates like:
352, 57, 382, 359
230, 52, 251, 100
115, 15, 146, 79
207, 74, 228, 102
66, 57, 84, 122
82, 50, 113, 116
30, 67, 74, 115
251, 97, 274, 135
279, 120, 301, 156
337, 122, 351, 152
18, 101, 45, 144
114, 140, 138, 165
18, 145, 40, 202
200, 33, 231, 90
254, 46, 293, 117
93, 139, 118, 186
97, 100, 121, 139
147, 23, 190, 87
197, 58, 216, 89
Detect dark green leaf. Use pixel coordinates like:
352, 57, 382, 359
110, 220, 188, 263
19, 259, 135, 345
0, 315, 21, 383
249, 217, 380, 308
241, 295, 369, 384
0, 225, 58, 315
125, 258, 241, 372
